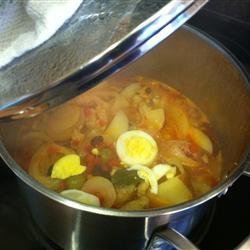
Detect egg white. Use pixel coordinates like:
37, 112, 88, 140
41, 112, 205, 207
116, 130, 158, 166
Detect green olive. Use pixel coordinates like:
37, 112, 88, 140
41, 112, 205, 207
65, 173, 86, 190
111, 169, 142, 187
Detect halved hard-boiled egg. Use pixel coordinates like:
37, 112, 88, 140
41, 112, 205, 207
116, 130, 158, 166
51, 154, 86, 180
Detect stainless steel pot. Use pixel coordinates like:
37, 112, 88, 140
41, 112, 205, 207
0, 26, 249, 250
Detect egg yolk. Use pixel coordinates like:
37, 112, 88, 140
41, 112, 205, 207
125, 137, 153, 159
116, 130, 158, 166
51, 154, 86, 180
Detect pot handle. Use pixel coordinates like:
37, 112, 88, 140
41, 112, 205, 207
243, 153, 250, 177
147, 227, 199, 250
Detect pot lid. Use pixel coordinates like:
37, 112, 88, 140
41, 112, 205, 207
0, 0, 207, 121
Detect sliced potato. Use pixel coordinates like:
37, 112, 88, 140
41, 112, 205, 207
146, 108, 165, 130
20, 131, 51, 150
147, 192, 170, 208
104, 110, 129, 142
137, 181, 150, 196
167, 105, 189, 138
192, 179, 211, 196
16, 131, 52, 166
112, 96, 129, 111
114, 184, 137, 208
139, 103, 151, 118
158, 177, 193, 205
82, 176, 116, 208
121, 83, 140, 99
46, 104, 82, 142
120, 196, 149, 210
189, 127, 213, 154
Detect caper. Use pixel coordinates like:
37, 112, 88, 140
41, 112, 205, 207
90, 136, 103, 147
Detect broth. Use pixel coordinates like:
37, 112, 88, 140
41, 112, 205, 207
4, 77, 222, 210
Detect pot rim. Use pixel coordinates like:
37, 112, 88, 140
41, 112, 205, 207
0, 25, 249, 218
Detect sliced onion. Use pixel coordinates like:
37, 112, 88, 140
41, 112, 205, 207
128, 165, 158, 194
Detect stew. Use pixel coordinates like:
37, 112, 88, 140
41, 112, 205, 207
4, 77, 222, 210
